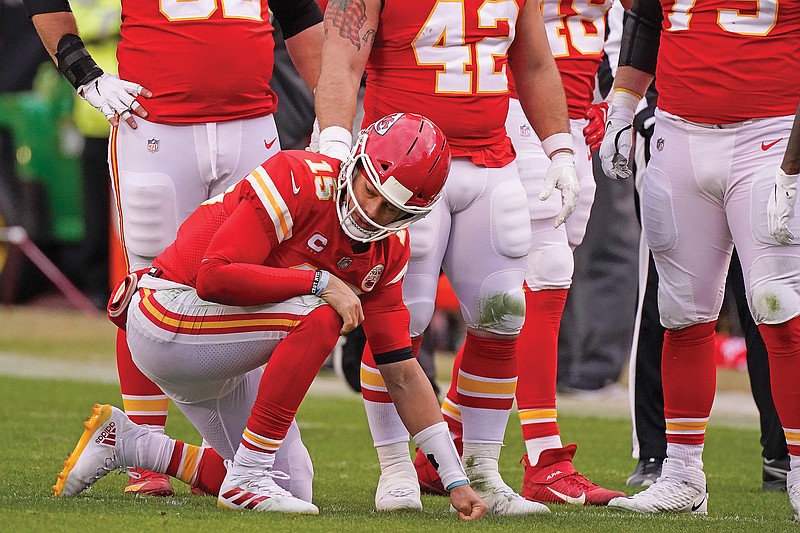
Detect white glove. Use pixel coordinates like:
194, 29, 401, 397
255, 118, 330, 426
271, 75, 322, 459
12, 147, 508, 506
77, 72, 149, 128
540, 152, 580, 228
767, 167, 799, 245
599, 90, 641, 180
319, 125, 353, 162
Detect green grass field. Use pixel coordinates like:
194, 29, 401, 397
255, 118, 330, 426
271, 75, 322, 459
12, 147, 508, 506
0, 306, 797, 531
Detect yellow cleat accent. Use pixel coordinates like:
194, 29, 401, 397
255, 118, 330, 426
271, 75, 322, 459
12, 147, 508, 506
53, 404, 112, 497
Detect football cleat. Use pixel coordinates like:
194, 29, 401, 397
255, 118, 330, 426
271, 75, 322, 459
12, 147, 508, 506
375, 464, 423, 511
608, 458, 707, 514
217, 463, 319, 514
627, 457, 664, 487
463, 445, 549, 516
788, 468, 800, 521
124, 468, 174, 496
763, 455, 790, 492
521, 444, 626, 505
54, 404, 138, 497
413, 447, 447, 496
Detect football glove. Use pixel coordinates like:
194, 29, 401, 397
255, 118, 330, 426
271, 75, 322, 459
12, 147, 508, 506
583, 101, 608, 153
540, 152, 580, 228
599, 90, 641, 180
78, 73, 150, 128
767, 167, 799, 245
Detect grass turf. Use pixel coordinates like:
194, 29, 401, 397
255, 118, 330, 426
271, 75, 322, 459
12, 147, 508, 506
0, 374, 796, 532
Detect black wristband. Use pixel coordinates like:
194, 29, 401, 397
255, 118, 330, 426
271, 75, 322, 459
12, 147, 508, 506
55, 34, 103, 89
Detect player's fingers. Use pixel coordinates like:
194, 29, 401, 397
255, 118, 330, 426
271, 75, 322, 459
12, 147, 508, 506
120, 110, 138, 130
138, 85, 153, 98
130, 100, 149, 119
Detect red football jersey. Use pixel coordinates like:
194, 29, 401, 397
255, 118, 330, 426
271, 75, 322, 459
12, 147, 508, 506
362, 0, 527, 168
152, 151, 412, 354
656, 0, 800, 123
508, 0, 611, 119
117, 0, 277, 124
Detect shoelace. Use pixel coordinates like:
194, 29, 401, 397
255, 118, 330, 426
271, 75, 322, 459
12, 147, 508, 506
632, 474, 691, 501
240, 468, 293, 498
558, 471, 598, 492
92, 453, 127, 483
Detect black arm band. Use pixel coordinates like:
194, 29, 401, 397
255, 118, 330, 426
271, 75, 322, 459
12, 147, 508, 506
619, 0, 663, 75
374, 346, 415, 366
270, 0, 323, 39
55, 33, 103, 89
23, 0, 71, 17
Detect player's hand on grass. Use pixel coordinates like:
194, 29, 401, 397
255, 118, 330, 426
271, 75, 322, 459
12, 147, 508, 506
321, 274, 364, 334
449, 484, 487, 520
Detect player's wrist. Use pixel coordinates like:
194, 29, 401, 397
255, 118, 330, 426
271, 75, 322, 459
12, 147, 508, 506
609, 89, 640, 123
55, 34, 103, 90
541, 132, 574, 160
311, 270, 330, 297
319, 126, 353, 160
778, 167, 800, 184
413, 421, 468, 490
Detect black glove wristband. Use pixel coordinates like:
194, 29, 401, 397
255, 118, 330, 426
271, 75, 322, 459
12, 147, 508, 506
55, 34, 103, 89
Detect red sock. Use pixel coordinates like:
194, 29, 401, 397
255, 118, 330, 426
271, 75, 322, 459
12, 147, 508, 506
441, 345, 464, 446
662, 321, 717, 445
458, 333, 518, 444
164, 442, 227, 495
243, 306, 341, 449
116, 328, 169, 428
516, 288, 567, 441
759, 315, 800, 456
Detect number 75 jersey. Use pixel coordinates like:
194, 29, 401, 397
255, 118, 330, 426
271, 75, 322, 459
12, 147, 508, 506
363, 0, 526, 168
656, 0, 800, 123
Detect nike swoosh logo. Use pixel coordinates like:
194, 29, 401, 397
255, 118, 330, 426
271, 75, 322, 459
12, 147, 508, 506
690, 495, 706, 512
265, 136, 278, 150
290, 170, 300, 194
546, 487, 586, 505
761, 138, 783, 151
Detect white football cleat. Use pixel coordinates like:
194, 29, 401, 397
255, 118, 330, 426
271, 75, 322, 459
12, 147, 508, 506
608, 458, 707, 514
218, 463, 319, 514
375, 464, 423, 511
788, 469, 800, 521
463, 443, 549, 516
54, 404, 138, 497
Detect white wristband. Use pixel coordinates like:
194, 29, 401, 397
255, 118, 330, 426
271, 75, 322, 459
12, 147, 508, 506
319, 126, 353, 161
540, 132, 573, 159
412, 421, 467, 490
609, 89, 641, 124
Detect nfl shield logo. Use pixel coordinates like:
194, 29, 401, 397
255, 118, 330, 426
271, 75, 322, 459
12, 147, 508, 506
656, 138, 665, 152
147, 138, 160, 153
519, 124, 531, 138
337, 257, 353, 270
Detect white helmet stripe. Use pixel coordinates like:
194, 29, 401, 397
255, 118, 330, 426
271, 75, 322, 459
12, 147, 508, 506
382, 176, 413, 205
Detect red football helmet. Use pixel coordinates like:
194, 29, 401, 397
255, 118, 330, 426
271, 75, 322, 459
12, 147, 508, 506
337, 113, 451, 242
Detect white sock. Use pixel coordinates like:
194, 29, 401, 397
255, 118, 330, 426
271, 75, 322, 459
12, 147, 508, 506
376, 441, 413, 476
364, 399, 409, 446
232, 443, 275, 470
525, 435, 563, 465
121, 424, 172, 473
667, 443, 704, 470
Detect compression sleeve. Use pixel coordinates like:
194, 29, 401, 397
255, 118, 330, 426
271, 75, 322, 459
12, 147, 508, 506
196, 199, 316, 306
23, 0, 71, 17
619, 0, 663, 75
269, 0, 323, 39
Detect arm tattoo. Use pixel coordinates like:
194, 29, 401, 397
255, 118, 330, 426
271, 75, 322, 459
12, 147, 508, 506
326, 0, 370, 50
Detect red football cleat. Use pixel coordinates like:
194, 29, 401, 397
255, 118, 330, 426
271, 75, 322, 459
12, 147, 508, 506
124, 468, 174, 496
521, 444, 626, 506
413, 448, 447, 496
